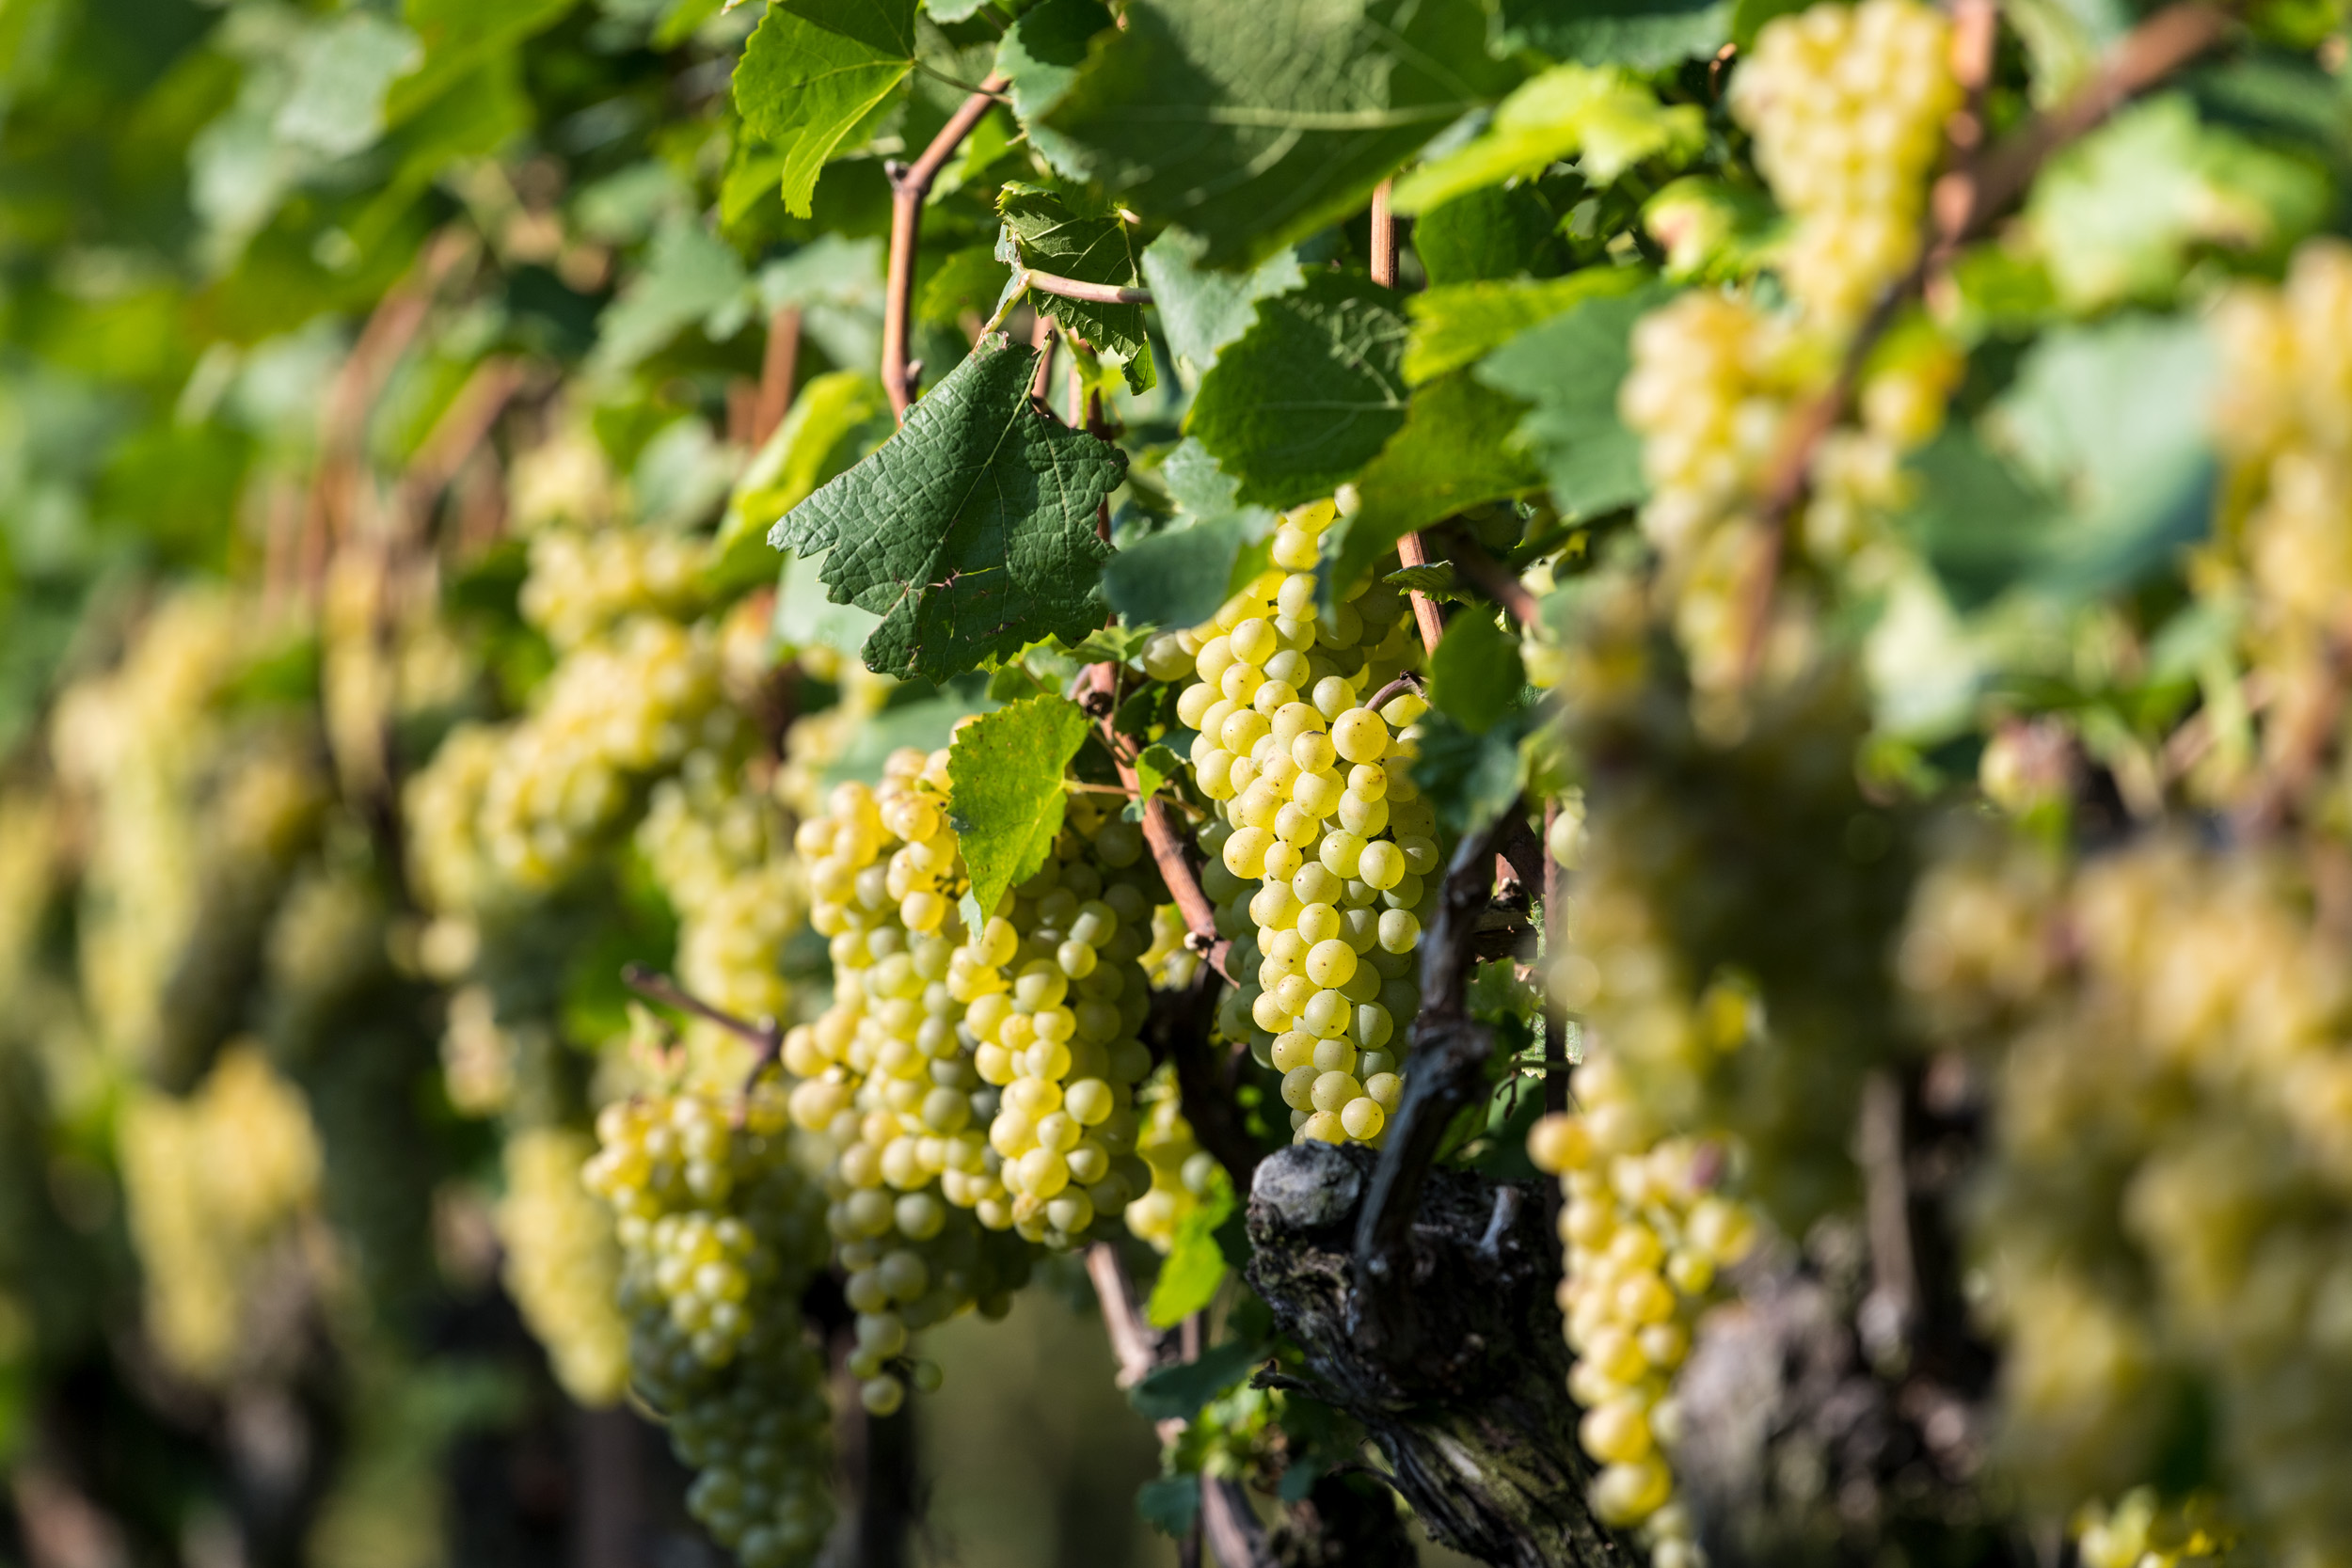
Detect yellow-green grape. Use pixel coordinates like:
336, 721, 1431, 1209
405, 721, 506, 917
961, 787, 1164, 1248
2209, 240, 2352, 802
1728, 0, 1960, 329
1125, 1071, 1221, 1252
1172, 496, 1439, 1147
2074, 1490, 2237, 1568
585, 1086, 834, 1568
497, 1127, 630, 1405
639, 750, 806, 1089
1529, 1064, 1758, 1562
777, 752, 1038, 1412
518, 525, 708, 652
440, 983, 523, 1116
117, 1044, 323, 1383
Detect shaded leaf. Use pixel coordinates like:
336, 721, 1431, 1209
1138, 230, 1306, 382
1413, 184, 1565, 286
1392, 64, 1704, 214
1428, 610, 1528, 735
1136, 1475, 1201, 1537
1103, 511, 1276, 629
771, 334, 1123, 682
734, 0, 919, 219
1475, 281, 1672, 521
389, 0, 579, 125
1130, 1338, 1263, 1422
996, 182, 1154, 392
946, 694, 1091, 920
1413, 706, 1535, 833
918, 245, 1010, 325
1320, 374, 1542, 600
1499, 0, 1732, 67
995, 0, 1113, 180
593, 217, 753, 372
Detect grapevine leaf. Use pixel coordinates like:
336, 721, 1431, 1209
996, 183, 1154, 393
1414, 185, 1566, 286
1386, 562, 1470, 601
1404, 267, 1650, 385
1391, 64, 1706, 214
274, 14, 423, 160
1187, 273, 1408, 509
388, 0, 580, 126
995, 0, 1113, 181
734, 0, 919, 220
1134, 743, 1183, 812
1103, 513, 1277, 629
1146, 1164, 1234, 1327
1063, 624, 1154, 664
1475, 281, 1672, 521
770, 334, 1123, 682
1427, 610, 1528, 736
1138, 230, 1305, 382
1413, 707, 1537, 834
1893, 434, 2060, 610
592, 216, 754, 372
1129, 1338, 1262, 1422
946, 694, 1090, 923
1320, 375, 1542, 600
720, 369, 893, 554
1038, 0, 1513, 267
919, 245, 1011, 326
1136, 1476, 1201, 1537
1497, 0, 1732, 71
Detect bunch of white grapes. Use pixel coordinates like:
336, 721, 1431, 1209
638, 748, 804, 1088
519, 525, 708, 652
1165, 494, 1441, 1146
1728, 0, 1961, 328
496, 1127, 630, 1405
1530, 1062, 1758, 1566
1126, 1072, 1220, 1254
584, 1087, 834, 1567
777, 756, 1037, 1415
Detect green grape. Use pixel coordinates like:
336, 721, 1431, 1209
498, 1127, 630, 1406
585, 1087, 834, 1567
518, 525, 708, 652
1169, 494, 1441, 1147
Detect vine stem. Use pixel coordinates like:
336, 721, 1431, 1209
620, 964, 785, 1102
1023, 267, 1152, 306
1733, 0, 2231, 683
882, 73, 1009, 422
1438, 530, 1538, 626
1369, 180, 1446, 657
752, 303, 803, 446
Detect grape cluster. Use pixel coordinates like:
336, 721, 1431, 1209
638, 749, 805, 1089
1900, 833, 2352, 1561
519, 526, 708, 652
117, 1044, 323, 1381
497, 1127, 630, 1404
1728, 0, 1961, 328
1168, 495, 1442, 1145
584, 1088, 834, 1567
2209, 239, 2352, 800
2074, 1489, 2236, 1568
1530, 1064, 1758, 1563
1125, 1072, 1220, 1253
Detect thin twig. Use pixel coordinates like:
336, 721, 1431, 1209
882, 72, 1009, 421
1023, 267, 1152, 306
1440, 531, 1538, 627
1735, 1, 2232, 682
1541, 800, 1570, 1118
753, 303, 803, 446
621, 964, 785, 1095
1364, 673, 1424, 715
1366, 180, 1446, 657
1086, 1243, 1169, 1389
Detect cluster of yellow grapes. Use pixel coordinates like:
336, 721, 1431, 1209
496, 1127, 630, 1404
1727, 0, 1961, 327
117, 1045, 324, 1382
1126, 1074, 1219, 1252
638, 750, 805, 1087
518, 525, 707, 652
1530, 1062, 1757, 1565
2209, 238, 2352, 796
1168, 495, 1439, 1145
1900, 834, 2352, 1561
584, 1087, 834, 1567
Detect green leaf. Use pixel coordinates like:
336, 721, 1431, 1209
1135, 742, 1184, 809
1146, 1164, 1235, 1326
1404, 267, 1649, 384
593, 216, 754, 372
1136, 1475, 1201, 1537
1413, 706, 1535, 834
1138, 230, 1306, 382
1187, 273, 1408, 509
1893, 432, 2061, 610
274, 14, 423, 160
721, 370, 893, 555
997, 183, 1154, 393
1320, 374, 1542, 599
2025, 94, 2329, 310
1413, 184, 1565, 286
995, 0, 1114, 181
776, 547, 886, 657
919, 245, 1011, 326
1386, 562, 1470, 601
389, 0, 580, 126
734, 0, 920, 220
1642, 176, 1779, 282
1039, 0, 1513, 267
1474, 281, 1671, 521
771, 334, 1124, 682
1129, 1338, 1263, 1422
1391, 64, 1705, 214
1499, 0, 1733, 69
1064, 624, 1154, 664
1427, 610, 1527, 736
946, 694, 1091, 921
1103, 512, 1277, 630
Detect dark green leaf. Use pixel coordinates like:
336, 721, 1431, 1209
919, 245, 1012, 325
1894, 432, 2061, 610
389, 0, 580, 125
1129, 1338, 1263, 1422
995, 0, 1114, 180
1064, 624, 1154, 664
1136, 1475, 1201, 1536
734, 0, 920, 219
1475, 282, 1672, 521
1413, 185, 1565, 286
1146, 1164, 1235, 1326
771, 334, 1123, 681
1427, 610, 1528, 736
946, 694, 1091, 919
1188, 273, 1408, 508
1103, 511, 1276, 629
997, 183, 1155, 393
1386, 562, 1469, 600
1040, 0, 1513, 267
1320, 374, 1542, 600
1497, 0, 1732, 71
1413, 707, 1534, 834
1138, 230, 1305, 381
